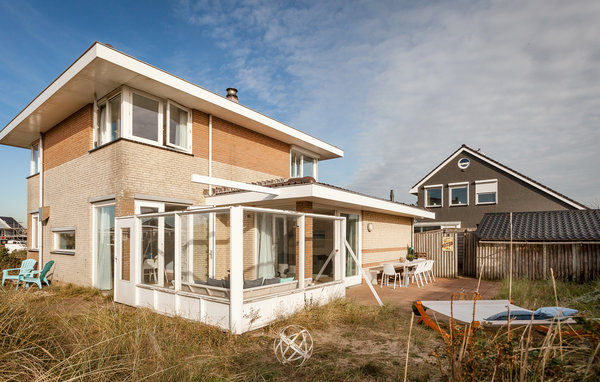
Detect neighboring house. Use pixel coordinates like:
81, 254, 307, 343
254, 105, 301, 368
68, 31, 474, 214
0, 216, 26, 244
475, 210, 600, 280
410, 145, 587, 231
0, 42, 433, 332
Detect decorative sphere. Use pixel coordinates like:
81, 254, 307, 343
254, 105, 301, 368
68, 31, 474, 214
273, 325, 313, 366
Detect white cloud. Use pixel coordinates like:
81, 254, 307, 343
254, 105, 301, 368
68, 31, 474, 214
179, 0, 600, 207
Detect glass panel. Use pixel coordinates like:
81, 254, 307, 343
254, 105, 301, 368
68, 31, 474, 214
451, 186, 468, 205
302, 156, 314, 178
121, 228, 131, 281
108, 95, 121, 142
96, 205, 115, 290
169, 104, 188, 149
478, 192, 496, 204
291, 152, 300, 177
427, 188, 442, 206
141, 207, 159, 285
163, 215, 175, 289
96, 105, 106, 146
132, 93, 159, 142
31, 145, 39, 174
57, 232, 76, 250
342, 214, 359, 277
312, 218, 336, 284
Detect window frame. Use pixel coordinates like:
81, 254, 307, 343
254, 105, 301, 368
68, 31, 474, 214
424, 184, 443, 208
130, 89, 164, 146
52, 227, 76, 253
448, 182, 469, 207
30, 143, 39, 175
165, 100, 192, 153
94, 91, 122, 148
290, 147, 319, 180
475, 179, 498, 205
30, 213, 39, 250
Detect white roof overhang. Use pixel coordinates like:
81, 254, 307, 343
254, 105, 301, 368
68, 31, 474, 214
206, 183, 435, 219
0, 42, 343, 160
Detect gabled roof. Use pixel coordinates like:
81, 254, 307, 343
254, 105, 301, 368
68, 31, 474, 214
206, 176, 435, 219
475, 210, 600, 241
0, 217, 24, 230
0, 42, 343, 160
409, 144, 587, 210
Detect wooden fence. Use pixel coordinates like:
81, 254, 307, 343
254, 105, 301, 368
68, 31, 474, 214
414, 230, 459, 278
477, 242, 600, 281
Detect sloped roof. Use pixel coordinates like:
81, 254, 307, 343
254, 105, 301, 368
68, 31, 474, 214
475, 210, 600, 241
0, 217, 24, 230
409, 144, 586, 210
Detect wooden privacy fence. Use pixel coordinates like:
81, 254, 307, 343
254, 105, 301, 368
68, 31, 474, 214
477, 242, 600, 281
415, 230, 460, 278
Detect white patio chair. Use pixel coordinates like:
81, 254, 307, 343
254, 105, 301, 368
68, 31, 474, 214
406, 262, 426, 288
380, 263, 401, 289
426, 260, 436, 282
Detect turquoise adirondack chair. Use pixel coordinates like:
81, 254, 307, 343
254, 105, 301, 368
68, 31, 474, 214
2, 258, 37, 290
22, 260, 55, 289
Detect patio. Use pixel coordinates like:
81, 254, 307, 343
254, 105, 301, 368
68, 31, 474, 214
346, 277, 502, 312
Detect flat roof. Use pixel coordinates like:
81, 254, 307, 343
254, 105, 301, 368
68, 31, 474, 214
0, 42, 343, 160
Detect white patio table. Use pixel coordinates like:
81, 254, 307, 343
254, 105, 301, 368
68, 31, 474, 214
369, 258, 427, 287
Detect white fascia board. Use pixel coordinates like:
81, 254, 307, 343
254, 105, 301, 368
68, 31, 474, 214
206, 183, 435, 219
191, 174, 280, 196
0, 44, 99, 143
95, 45, 343, 159
409, 146, 585, 210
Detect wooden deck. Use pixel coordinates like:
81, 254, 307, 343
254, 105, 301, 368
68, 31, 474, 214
346, 277, 502, 312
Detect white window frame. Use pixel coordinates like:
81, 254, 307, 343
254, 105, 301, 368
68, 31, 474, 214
30, 213, 39, 250
475, 179, 498, 205
166, 100, 192, 153
129, 88, 164, 146
30, 143, 39, 175
290, 146, 319, 180
53, 227, 76, 253
448, 182, 469, 207
94, 92, 122, 148
424, 184, 443, 208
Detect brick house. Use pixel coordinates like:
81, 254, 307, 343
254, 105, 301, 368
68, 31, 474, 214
0, 43, 433, 332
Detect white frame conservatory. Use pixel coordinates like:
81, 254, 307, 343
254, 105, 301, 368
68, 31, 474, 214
114, 206, 349, 334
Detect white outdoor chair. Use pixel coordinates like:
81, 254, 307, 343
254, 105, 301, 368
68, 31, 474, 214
380, 263, 401, 289
406, 262, 426, 288
426, 260, 436, 282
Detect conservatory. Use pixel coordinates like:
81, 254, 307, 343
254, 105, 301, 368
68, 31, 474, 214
114, 206, 349, 333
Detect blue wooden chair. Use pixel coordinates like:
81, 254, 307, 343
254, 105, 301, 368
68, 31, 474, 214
22, 260, 55, 289
2, 258, 37, 290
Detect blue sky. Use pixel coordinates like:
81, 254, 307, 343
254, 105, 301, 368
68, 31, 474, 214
1, 0, 599, 226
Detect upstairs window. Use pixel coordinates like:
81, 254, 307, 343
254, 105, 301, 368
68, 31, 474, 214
166, 101, 191, 151
132, 92, 162, 144
290, 149, 318, 179
449, 182, 468, 206
425, 185, 443, 207
95, 94, 121, 147
30, 143, 39, 175
475, 179, 498, 205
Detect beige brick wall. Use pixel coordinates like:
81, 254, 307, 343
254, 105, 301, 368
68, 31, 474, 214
361, 211, 412, 267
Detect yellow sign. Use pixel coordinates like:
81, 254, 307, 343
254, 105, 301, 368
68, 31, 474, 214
442, 236, 454, 252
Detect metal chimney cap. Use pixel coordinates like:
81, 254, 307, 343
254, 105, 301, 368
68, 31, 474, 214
226, 88, 239, 103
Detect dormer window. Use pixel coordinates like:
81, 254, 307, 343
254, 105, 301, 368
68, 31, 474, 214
290, 148, 318, 179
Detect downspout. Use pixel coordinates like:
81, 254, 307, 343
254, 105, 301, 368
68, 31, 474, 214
208, 114, 213, 196
38, 134, 43, 270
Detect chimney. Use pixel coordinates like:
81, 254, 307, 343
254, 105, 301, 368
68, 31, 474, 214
226, 88, 239, 103
390, 189, 395, 202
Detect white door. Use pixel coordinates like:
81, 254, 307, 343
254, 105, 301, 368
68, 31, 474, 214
114, 217, 136, 306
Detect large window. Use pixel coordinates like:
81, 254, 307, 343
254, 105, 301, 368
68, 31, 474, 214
95, 204, 115, 290
30, 143, 39, 175
290, 149, 318, 179
425, 185, 443, 207
449, 183, 468, 206
95, 94, 121, 147
132, 92, 162, 144
166, 101, 191, 151
476, 179, 498, 205
30, 213, 39, 250
53, 228, 76, 252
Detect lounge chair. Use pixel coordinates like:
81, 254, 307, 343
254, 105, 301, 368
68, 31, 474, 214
22, 260, 55, 289
2, 258, 37, 290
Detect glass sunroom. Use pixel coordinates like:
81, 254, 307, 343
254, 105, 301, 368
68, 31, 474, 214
114, 206, 350, 334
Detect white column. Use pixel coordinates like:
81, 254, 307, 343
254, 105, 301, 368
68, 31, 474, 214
229, 206, 244, 334
38, 134, 43, 270
174, 214, 182, 291
298, 215, 305, 289
340, 219, 346, 281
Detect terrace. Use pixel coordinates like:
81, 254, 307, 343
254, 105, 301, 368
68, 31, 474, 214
114, 206, 352, 334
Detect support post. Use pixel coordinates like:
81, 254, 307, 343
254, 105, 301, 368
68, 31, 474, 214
298, 215, 305, 289
229, 206, 244, 334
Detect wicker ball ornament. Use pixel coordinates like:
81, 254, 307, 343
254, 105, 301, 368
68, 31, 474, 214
273, 325, 313, 366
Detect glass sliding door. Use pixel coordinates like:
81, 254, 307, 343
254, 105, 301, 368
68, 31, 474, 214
341, 213, 359, 277
95, 204, 115, 290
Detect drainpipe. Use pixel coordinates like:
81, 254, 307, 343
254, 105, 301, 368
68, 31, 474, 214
208, 114, 213, 196
38, 134, 43, 270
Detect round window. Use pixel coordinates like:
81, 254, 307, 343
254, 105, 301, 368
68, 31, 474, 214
458, 157, 470, 169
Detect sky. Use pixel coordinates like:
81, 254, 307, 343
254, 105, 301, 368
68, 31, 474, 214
1, 0, 599, 226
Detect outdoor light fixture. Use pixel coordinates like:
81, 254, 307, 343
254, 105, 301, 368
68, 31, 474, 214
367, 223, 374, 232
